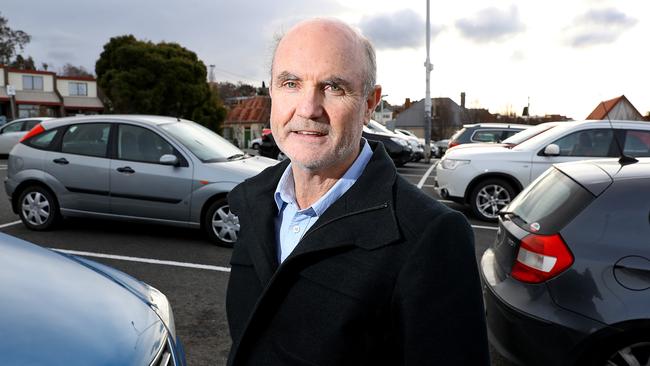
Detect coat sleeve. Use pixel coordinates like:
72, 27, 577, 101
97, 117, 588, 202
390, 210, 489, 365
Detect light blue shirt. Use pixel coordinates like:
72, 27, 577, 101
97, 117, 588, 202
274, 140, 373, 263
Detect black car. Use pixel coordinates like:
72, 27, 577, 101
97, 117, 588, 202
362, 128, 413, 166
448, 123, 529, 149
481, 157, 650, 366
259, 130, 413, 166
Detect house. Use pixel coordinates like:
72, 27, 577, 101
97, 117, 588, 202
2, 67, 62, 120
56, 76, 104, 116
0, 66, 105, 122
373, 101, 393, 124
222, 95, 271, 148
390, 97, 476, 140
586, 95, 644, 121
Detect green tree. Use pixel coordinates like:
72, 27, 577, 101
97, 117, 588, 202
95, 35, 225, 130
9, 54, 35, 70
0, 12, 31, 65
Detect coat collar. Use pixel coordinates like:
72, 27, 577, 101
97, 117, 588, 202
236, 142, 401, 283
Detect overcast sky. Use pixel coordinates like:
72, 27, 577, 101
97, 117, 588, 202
3, 0, 648, 119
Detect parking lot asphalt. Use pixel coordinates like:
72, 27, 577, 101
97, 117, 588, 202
0, 158, 512, 366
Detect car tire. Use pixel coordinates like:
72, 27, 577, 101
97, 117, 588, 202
252, 143, 260, 150
581, 332, 650, 366
469, 178, 516, 222
203, 197, 239, 248
18, 185, 60, 231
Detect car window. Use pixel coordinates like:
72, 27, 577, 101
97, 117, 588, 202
502, 130, 520, 139
2, 122, 23, 133
502, 123, 559, 145
506, 168, 594, 235
61, 123, 111, 158
472, 130, 503, 143
118, 124, 174, 163
551, 129, 613, 157
28, 129, 59, 149
623, 130, 650, 157
160, 120, 243, 162
23, 120, 39, 131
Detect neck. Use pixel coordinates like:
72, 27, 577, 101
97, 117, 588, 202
291, 147, 360, 209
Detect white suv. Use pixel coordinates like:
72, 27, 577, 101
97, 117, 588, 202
435, 120, 650, 221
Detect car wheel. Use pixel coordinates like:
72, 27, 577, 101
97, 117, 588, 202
252, 143, 260, 150
204, 198, 239, 247
582, 334, 650, 366
18, 185, 60, 230
470, 179, 516, 222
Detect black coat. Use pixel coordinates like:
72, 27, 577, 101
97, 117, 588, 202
226, 142, 489, 365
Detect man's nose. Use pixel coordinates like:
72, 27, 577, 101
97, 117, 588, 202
296, 87, 324, 120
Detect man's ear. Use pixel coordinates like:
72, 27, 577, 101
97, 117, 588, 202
364, 85, 382, 124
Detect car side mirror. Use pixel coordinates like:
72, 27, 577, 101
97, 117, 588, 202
159, 154, 179, 166
543, 144, 560, 156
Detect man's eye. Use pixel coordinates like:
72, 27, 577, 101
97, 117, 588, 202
284, 81, 297, 88
326, 84, 343, 93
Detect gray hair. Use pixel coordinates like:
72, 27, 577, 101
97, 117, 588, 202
269, 20, 377, 98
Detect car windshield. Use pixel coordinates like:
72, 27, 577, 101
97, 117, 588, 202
505, 168, 594, 234
502, 123, 560, 146
160, 120, 245, 162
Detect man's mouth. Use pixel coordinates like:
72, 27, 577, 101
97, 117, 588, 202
293, 130, 326, 136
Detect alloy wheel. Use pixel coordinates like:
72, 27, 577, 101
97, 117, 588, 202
21, 191, 51, 227
211, 205, 239, 244
475, 184, 511, 220
605, 341, 650, 366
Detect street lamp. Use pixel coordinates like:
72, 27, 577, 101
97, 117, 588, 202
379, 94, 388, 124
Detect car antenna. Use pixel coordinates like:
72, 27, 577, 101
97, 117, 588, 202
599, 100, 638, 166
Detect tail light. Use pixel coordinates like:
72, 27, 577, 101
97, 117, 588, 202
19, 123, 45, 142
448, 140, 459, 148
511, 233, 574, 284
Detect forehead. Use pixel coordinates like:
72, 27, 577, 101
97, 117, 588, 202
273, 22, 365, 83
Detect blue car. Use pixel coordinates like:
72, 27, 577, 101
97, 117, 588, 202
0, 232, 186, 366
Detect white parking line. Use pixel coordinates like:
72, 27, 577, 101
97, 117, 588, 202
417, 161, 438, 189
0, 220, 22, 228
52, 248, 232, 273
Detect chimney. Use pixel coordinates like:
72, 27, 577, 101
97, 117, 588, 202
460, 92, 466, 109
405, 98, 411, 109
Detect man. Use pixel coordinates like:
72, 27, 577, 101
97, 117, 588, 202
226, 18, 489, 365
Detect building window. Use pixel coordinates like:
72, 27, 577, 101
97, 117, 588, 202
69, 82, 88, 96
18, 105, 40, 118
22, 75, 44, 90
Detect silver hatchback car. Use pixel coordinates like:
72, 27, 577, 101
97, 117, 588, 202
5, 115, 277, 247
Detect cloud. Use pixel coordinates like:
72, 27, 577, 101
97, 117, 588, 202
564, 8, 637, 47
358, 9, 443, 50
455, 5, 525, 43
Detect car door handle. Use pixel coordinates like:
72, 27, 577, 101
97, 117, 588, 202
116, 166, 135, 174
53, 158, 69, 165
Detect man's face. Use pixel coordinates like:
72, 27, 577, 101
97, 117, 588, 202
270, 22, 376, 173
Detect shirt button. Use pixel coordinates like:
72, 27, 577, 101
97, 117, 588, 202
292, 225, 300, 233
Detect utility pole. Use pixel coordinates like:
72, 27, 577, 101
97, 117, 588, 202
380, 94, 388, 124
208, 64, 215, 83
424, 0, 434, 163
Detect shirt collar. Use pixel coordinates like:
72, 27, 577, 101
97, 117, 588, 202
274, 139, 373, 216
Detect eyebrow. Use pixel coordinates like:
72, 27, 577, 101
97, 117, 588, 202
275, 71, 300, 85
321, 76, 353, 92
274, 71, 355, 92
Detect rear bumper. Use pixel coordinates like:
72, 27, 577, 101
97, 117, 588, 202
480, 249, 606, 366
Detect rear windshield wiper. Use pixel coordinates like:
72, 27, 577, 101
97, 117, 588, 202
498, 210, 527, 224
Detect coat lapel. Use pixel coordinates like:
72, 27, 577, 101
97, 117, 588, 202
287, 143, 401, 260
235, 160, 290, 285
